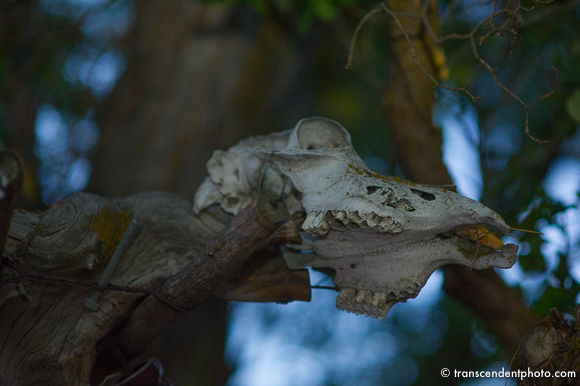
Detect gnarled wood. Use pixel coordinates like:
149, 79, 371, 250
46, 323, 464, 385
116, 192, 289, 357
0, 149, 23, 255
0, 149, 25, 307
0, 191, 302, 385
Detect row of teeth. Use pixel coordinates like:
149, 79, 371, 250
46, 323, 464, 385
302, 210, 401, 236
336, 287, 392, 320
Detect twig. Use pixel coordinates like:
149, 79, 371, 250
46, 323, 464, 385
379, 3, 481, 103
346, 7, 383, 70
311, 285, 338, 291
489, 0, 500, 31
470, 227, 481, 271
469, 34, 557, 143
345, 0, 570, 143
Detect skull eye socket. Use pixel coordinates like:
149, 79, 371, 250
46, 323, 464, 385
410, 189, 436, 201
366, 186, 381, 195
297, 119, 350, 150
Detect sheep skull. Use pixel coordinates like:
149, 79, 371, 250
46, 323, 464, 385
194, 118, 518, 319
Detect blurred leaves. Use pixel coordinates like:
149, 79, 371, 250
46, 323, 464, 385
566, 89, 580, 123
200, 0, 361, 33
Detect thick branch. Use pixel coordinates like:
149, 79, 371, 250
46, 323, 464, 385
443, 265, 537, 354
115, 193, 290, 357
0, 191, 300, 385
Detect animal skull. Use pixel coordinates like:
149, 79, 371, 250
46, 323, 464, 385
194, 117, 518, 320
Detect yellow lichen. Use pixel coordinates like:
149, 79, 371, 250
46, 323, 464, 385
87, 206, 133, 262
35, 224, 48, 236
347, 164, 365, 176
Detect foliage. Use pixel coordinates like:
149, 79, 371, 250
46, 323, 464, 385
199, 0, 361, 32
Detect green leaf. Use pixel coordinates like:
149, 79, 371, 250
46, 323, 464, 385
533, 280, 579, 317
565, 88, 580, 123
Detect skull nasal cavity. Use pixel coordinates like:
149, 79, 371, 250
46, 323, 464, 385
411, 189, 436, 201
297, 119, 350, 150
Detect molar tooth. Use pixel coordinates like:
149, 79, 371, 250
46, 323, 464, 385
355, 289, 366, 303
340, 287, 356, 303
363, 290, 373, 304
337, 288, 391, 320
370, 292, 382, 307
303, 211, 318, 230
312, 211, 326, 226
351, 210, 361, 222
377, 293, 387, 310
312, 212, 330, 236
380, 217, 393, 229
365, 216, 377, 227
335, 210, 346, 222
317, 221, 330, 235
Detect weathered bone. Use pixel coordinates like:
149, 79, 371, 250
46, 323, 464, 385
194, 117, 518, 320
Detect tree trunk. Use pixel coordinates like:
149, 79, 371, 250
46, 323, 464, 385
382, 0, 537, 355
89, 1, 312, 384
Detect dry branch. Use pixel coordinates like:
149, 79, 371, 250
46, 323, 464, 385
346, 0, 568, 143
115, 192, 290, 358
0, 191, 301, 385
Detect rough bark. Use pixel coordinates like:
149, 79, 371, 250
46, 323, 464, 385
0, 191, 290, 385
117, 193, 289, 357
383, 0, 537, 355
515, 307, 580, 386
383, 0, 451, 186
0, 150, 23, 255
0, 150, 25, 307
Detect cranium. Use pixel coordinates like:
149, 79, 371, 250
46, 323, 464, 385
194, 117, 518, 320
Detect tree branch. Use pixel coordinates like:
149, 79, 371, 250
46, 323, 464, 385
115, 192, 290, 358
347, 0, 569, 143
0, 191, 302, 385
